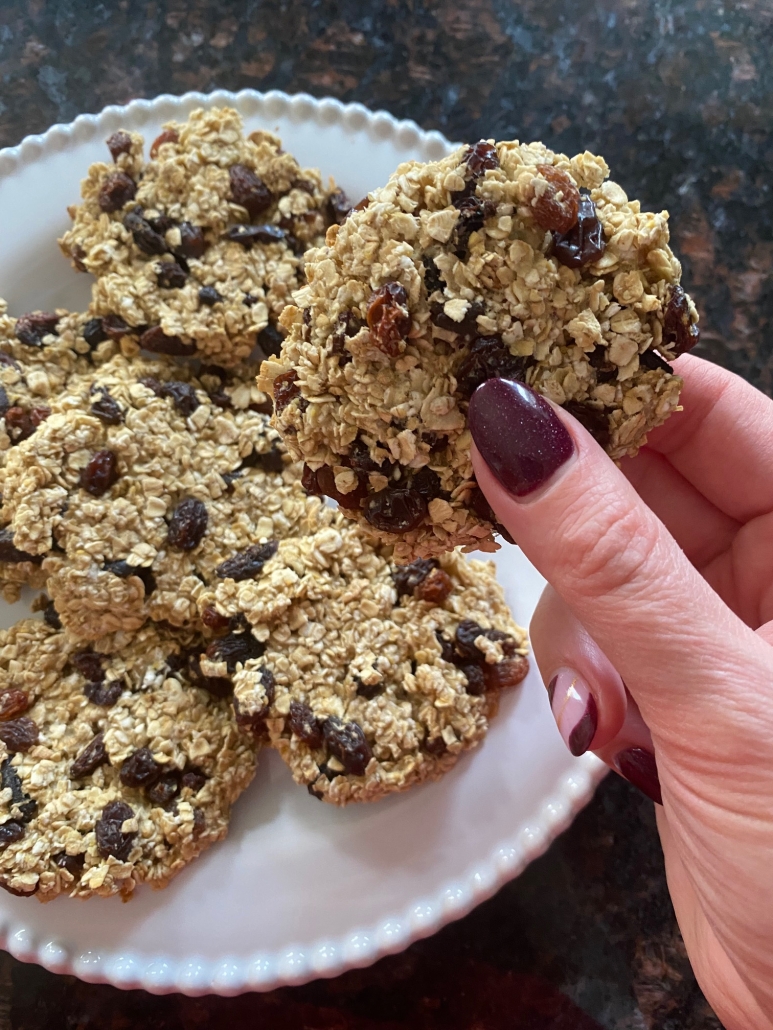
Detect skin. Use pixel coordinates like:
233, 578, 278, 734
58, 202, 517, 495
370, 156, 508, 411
471, 355, 773, 1029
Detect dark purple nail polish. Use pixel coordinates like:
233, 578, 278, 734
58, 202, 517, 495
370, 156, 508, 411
547, 676, 557, 705
568, 693, 598, 757
616, 746, 663, 805
469, 378, 575, 497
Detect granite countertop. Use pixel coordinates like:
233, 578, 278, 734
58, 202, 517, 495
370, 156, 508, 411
0, 0, 770, 1025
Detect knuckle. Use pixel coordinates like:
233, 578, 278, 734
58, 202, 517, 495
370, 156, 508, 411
554, 492, 660, 601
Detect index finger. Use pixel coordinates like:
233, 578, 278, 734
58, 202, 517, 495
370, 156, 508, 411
643, 354, 773, 523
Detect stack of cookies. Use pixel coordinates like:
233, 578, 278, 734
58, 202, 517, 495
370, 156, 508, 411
0, 109, 529, 900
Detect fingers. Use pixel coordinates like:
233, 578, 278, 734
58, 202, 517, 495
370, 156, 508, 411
645, 354, 773, 523
621, 447, 739, 570
531, 586, 660, 803
468, 377, 772, 748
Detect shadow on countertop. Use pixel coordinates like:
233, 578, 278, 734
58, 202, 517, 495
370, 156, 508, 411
0, 0, 768, 1026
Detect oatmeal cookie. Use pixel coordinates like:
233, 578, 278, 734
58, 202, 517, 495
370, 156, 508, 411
260, 140, 698, 560
198, 522, 528, 804
0, 354, 331, 641
0, 305, 119, 601
59, 107, 350, 366
0, 619, 258, 899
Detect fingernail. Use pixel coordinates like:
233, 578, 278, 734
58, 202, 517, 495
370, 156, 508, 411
469, 378, 574, 497
616, 747, 663, 805
548, 668, 598, 757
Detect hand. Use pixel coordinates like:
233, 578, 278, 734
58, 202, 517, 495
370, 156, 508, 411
469, 355, 773, 1030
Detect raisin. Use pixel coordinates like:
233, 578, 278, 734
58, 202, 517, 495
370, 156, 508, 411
89, 391, 123, 425
224, 224, 285, 248
208, 389, 231, 409
364, 488, 427, 534
167, 497, 208, 550
257, 323, 284, 356
330, 310, 364, 358
663, 284, 700, 356
348, 436, 385, 474
460, 662, 487, 695
53, 852, 85, 878
302, 464, 322, 495
552, 191, 606, 269
429, 300, 484, 339
438, 629, 458, 662
0, 386, 8, 415
181, 767, 207, 793
201, 605, 231, 632
0, 717, 39, 752
484, 655, 529, 690
326, 188, 352, 224
120, 748, 162, 789
175, 221, 207, 259
150, 128, 179, 159
43, 600, 62, 629
139, 325, 196, 356
563, 402, 610, 448
156, 261, 187, 289
410, 466, 442, 499
366, 282, 411, 356
98, 172, 136, 212
0, 689, 29, 721
469, 485, 497, 525
104, 564, 155, 601
79, 450, 119, 497
639, 348, 674, 374
102, 314, 133, 339
453, 195, 497, 256
415, 568, 453, 605
123, 209, 168, 255
146, 772, 180, 807
106, 130, 132, 161
0, 822, 24, 848
354, 677, 382, 700
273, 370, 300, 413
0, 528, 42, 564
314, 465, 368, 511
530, 165, 581, 233
392, 558, 439, 597
1, 758, 35, 817
139, 375, 163, 396
465, 140, 499, 177
454, 620, 487, 660
229, 164, 273, 218
241, 444, 285, 474
83, 678, 124, 707
81, 317, 107, 348
192, 808, 206, 838
71, 651, 103, 681
215, 540, 278, 582
198, 285, 222, 306
148, 214, 177, 235
30, 406, 50, 428
455, 335, 530, 399
70, 733, 109, 778
322, 717, 372, 776
95, 800, 135, 860
287, 700, 324, 748
205, 632, 264, 674
4, 408, 33, 444
158, 380, 200, 417
423, 734, 447, 756
15, 312, 60, 347
423, 255, 444, 296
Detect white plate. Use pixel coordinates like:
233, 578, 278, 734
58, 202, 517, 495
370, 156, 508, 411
0, 90, 606, 996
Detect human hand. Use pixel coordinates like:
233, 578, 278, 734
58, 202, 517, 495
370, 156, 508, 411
469, 355, 773, 1030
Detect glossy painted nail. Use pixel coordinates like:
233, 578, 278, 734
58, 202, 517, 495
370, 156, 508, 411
548, 668, 598, 757
616, 746, 663, 805
469, 378, 574, 497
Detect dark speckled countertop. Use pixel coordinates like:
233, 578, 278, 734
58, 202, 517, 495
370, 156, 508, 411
0, 0, 771, 1026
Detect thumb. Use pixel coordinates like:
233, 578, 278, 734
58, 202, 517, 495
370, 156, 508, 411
468, 377, 771, 759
